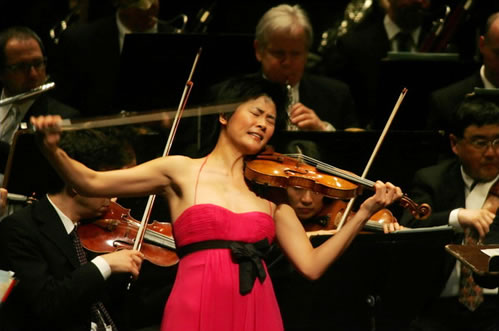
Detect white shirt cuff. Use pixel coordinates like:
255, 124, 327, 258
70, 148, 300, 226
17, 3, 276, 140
449, 208, 463, 232
322, 121, 336, 132
92, 256, 111, 279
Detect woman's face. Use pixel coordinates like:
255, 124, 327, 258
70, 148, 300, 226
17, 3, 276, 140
222, 95, 276, 154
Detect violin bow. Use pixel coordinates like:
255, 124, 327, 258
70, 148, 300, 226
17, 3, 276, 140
336, 88, 408, 230
127, 47, 202, 289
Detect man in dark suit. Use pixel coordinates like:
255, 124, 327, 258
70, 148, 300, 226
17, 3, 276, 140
320, 0, 432, 129
54, 0, 175, 117
400, 94, 499, 331
0, 129, 144, 331
253, 4, 359, 131
428, 12, 499, 132
0, 26, 78, 178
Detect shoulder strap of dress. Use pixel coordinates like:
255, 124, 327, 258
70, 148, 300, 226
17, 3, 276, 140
194, 155, 210, 205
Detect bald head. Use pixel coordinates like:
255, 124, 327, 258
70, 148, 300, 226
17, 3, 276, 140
480, 13, 499, 86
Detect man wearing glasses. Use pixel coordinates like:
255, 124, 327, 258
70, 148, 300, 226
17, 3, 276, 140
400, 94, 499, 331
0, 26, 78, 204
0, 26, 78, 146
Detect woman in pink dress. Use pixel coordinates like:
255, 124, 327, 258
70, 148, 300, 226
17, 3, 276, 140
31, 77, 403, 331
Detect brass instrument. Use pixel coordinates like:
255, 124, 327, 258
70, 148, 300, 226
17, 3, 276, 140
317, 0, 374, 55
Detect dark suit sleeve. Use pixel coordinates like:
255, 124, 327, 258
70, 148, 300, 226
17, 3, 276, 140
0, 213, 107, 327
399, 165, 458, 228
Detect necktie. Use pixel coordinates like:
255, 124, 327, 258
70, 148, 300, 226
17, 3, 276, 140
458, 181, 488, 311
0, 105, 19, 143
70, 229, 118, 331
458, 227, 484, 311
395, 32, 412, 52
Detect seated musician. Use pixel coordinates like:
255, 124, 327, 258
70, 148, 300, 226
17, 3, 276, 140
252, 4, 360, 131
0, 129, 143, 331
400, 94, 499, 331
283, 140, 403, 233
0, 26, 78, 184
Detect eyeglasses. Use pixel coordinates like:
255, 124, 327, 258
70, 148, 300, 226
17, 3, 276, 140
464, 137, 499, 151
4, 58, 47, 73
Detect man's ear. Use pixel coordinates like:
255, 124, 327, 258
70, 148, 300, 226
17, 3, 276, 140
219, 113, 228, 125
254, 40, 263, 62
449, 134, 459, 156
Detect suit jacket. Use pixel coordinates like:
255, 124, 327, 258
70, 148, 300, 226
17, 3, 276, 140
54, 16, 174, 117
0, 94, 79, 174
23, 93, 80, 121
427, 70, 483, 131
297, 73, 359, 129
321, 9, 432, 129
0, 197, 124, 331
399, 158, 465, 294
243, 72, 359, 130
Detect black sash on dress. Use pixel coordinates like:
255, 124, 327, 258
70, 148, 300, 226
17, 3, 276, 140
177, 238, 271, 295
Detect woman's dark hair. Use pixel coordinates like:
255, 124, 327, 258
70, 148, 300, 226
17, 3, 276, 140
198, 75, 287, 156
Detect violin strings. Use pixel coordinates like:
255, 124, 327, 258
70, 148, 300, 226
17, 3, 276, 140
285, 154, 375, 187
126, 219, 177, 249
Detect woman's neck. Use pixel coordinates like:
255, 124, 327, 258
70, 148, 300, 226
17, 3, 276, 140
210, 134, 246, 176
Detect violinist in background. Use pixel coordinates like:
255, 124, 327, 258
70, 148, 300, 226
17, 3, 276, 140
31, 75, 402, 331
0, 26, 78, 182
53, 0, 176, 117
428, 12, 499, 133
282, 140, 403, 233
0, 129, 144, 331
319, 0, 432, 129
400, 94, 499, 331
251, 4, 360, 131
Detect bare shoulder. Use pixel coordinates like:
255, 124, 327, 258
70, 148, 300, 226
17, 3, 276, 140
154, 155, 208, 179
274, 203, 295, 221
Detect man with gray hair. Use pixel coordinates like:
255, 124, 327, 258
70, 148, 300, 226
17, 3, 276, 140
253, 4, 360, 131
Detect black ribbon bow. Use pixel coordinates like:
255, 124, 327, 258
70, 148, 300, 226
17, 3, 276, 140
229, 238, 270, 295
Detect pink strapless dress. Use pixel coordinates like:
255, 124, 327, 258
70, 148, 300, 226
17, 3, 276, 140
160, 204, 283, 331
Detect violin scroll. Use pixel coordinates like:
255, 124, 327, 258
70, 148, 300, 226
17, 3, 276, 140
399, 194, 432, 220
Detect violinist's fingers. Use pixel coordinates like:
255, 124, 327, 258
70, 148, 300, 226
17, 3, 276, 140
30, 115, 63, 131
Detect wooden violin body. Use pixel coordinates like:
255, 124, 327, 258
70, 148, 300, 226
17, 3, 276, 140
78, 201, 178, 267
245, 149, 431, 220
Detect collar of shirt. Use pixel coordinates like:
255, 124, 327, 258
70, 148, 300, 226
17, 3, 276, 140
116, 11, 158, 53
383, 14, 421, 51
46, 194, 76, 235
480, 64, 497, 89
460, 165, 499, 200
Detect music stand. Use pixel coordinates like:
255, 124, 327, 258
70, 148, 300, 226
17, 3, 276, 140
270, 226, 455, 331
446, 244, 499, 276
116, 33, 259, 111
2, 130, 53, 198
374, 53, 479, 130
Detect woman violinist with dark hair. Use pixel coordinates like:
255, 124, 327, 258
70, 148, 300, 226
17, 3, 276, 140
31, 76, 402, 331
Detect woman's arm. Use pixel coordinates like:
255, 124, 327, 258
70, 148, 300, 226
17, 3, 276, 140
275, 181, 402, 280
31, 115, 185, 198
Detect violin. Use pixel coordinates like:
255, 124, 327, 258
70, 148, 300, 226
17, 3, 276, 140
301, 199, 398, 232
244, 148, 431, 220
77, 201, 178, 267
